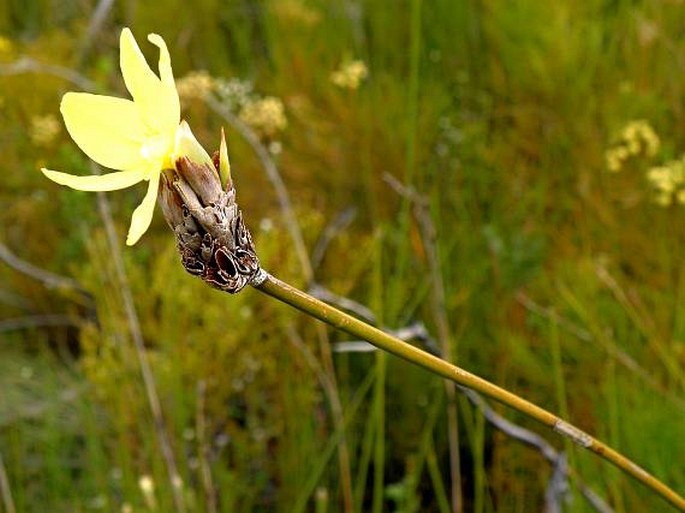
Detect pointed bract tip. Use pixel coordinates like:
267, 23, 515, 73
219, 127, 232, 188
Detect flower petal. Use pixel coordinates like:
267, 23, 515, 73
60, 92, 147, 171
172, 120, 213, 166
41, 168, 145, 191
148, 33, 180, 133
147, 34, 175, 90
126, 173, 161, 246
120, 28, 159, 105
120, 28, 179, 135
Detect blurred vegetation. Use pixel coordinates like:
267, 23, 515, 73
1, 0, 685, 511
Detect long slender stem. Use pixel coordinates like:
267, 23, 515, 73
0, 451, 16, 513
252, 271, 685, 512
371, 350, 386, 513
96, 190, 186, 513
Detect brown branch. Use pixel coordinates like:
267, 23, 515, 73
0, 314, 82, 333
383, 172, 463, 512
0, 57, 98, 91
77, 0, 116, 66
0, 241, 92, 303
310, 207, 357, 272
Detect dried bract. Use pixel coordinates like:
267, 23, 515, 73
159, 143, 260, 293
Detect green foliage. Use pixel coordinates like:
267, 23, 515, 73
2, 0, 685, 511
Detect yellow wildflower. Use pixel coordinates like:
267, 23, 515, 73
642, 126, 660, 156
138, 474, 156, 510
30, 114, 61, 147
621, 120, 660, 157
614, 146, 629, 160
215, 77, 253, 110
239, 96, 287, 137
273, 0, 321, 26
646, 157, 685, 206
655, 191, 672, 207
0, 36, 12, 56
331, 60, 368, 90
176, 70, 214, 101
40, 28, 211, 245
605, 120, 661, 173
605, 147, 625, 173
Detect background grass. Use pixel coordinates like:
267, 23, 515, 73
1, 0, 685, 511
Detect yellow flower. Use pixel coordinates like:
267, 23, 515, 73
30, 114, 61, 147
0, 36, 13, 56
239, 96, 287, 137
273, 0, 321, 26
605, 148, 623, 173
176, 70, 215, 101
331, 59, 368, 90
41, 28, 210, 245
645, 157, 685, 207
138, 474, 156, 510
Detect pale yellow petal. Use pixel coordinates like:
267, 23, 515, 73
147, 34, 176, 91
148, 33, 180, 132
120, 28, 159, 106
126, 173, 160, 245
172, 121, 212, 166
120, 28, 179, 134
60, 92, 147, 171
41, 168, 145, 191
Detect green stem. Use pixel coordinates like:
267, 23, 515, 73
372, 350, 386, 513
252, 271, 685, 512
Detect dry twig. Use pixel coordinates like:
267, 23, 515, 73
383, 172, 463, 512
0, 57, 98, 91
0, 314, 82, 333
0, 241, 92, 304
